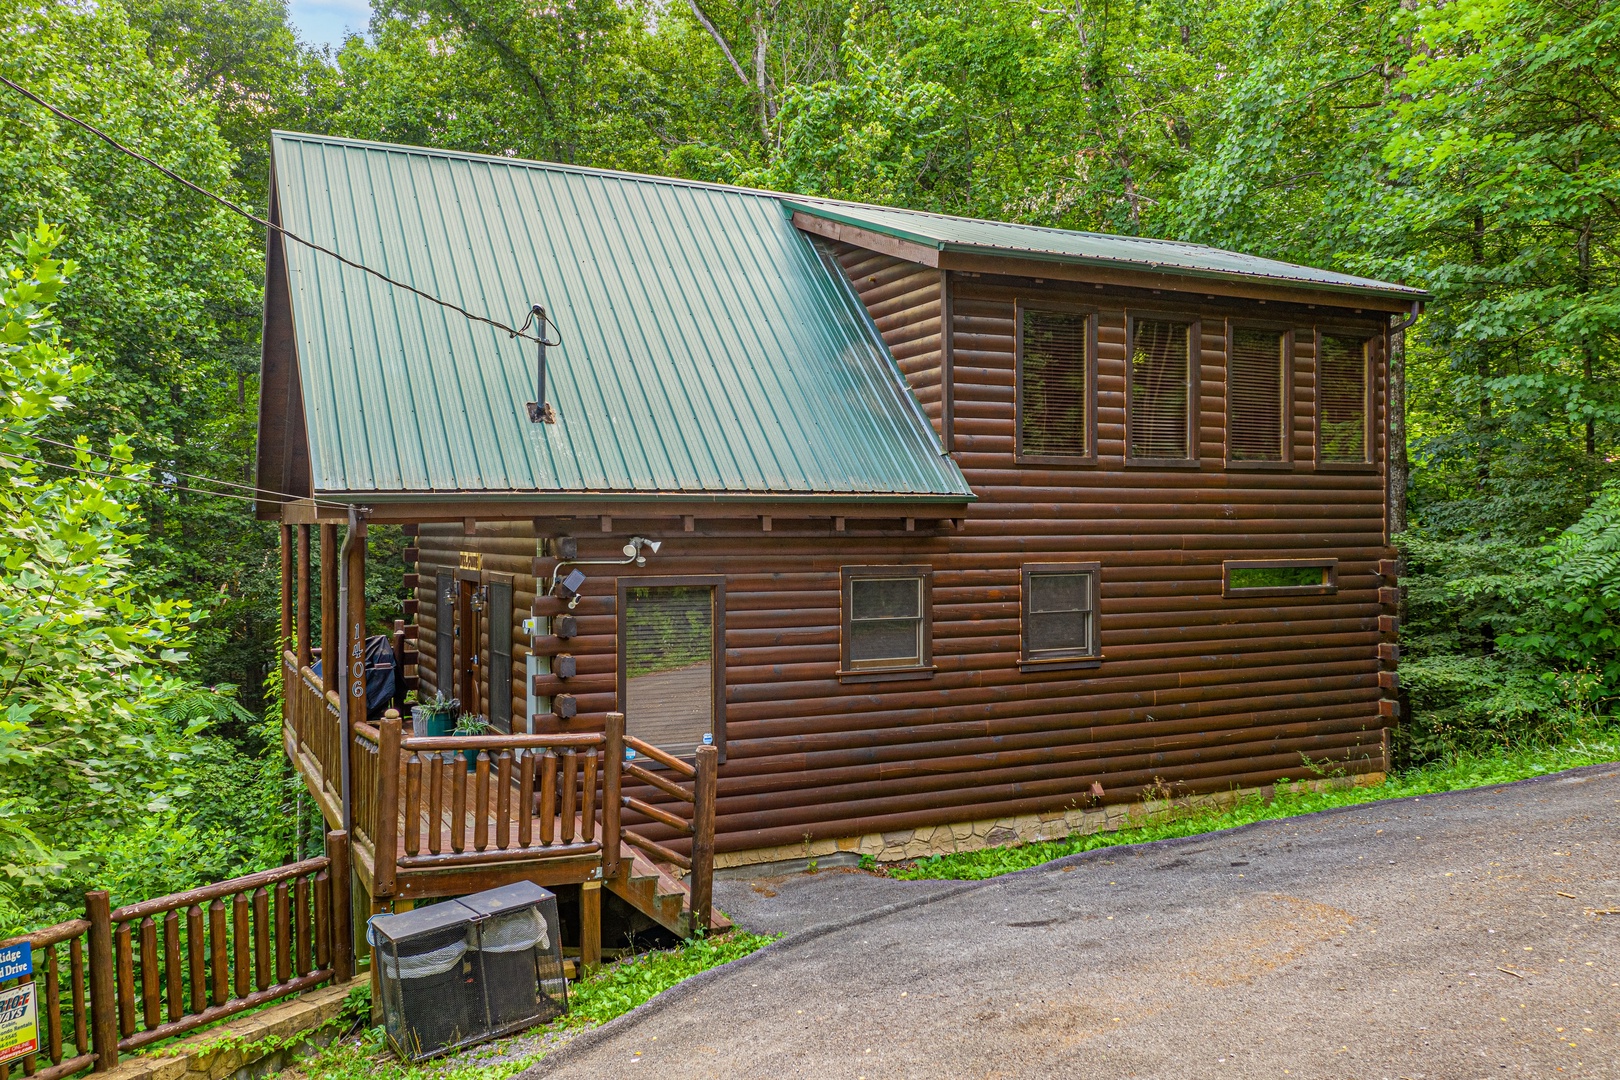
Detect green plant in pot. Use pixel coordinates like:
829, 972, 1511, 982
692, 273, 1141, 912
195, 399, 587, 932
454, 712, 487, 771
413, 692, 459, 738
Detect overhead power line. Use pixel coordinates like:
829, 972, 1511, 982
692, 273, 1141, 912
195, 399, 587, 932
1, 428, 357, 513
0, 73, 549, 346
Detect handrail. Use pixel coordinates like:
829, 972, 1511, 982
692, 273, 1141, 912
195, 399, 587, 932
611, 737, 718, 933
623, 735, 695, 778
110, 856, 330, 922
2, 832, 352, 1078
402, 732, 605, 751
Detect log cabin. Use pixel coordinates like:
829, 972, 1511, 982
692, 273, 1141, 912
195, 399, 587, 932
256, 131, 1425, 951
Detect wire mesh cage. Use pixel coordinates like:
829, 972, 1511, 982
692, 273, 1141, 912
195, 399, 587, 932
371, 902, 478, 1060
460, 882, 568, 1034
370, 883, 567, 1062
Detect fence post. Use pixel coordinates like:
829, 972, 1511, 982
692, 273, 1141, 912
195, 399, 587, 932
85, 891, 117, 1072
373, 711, 401, 898
690, 744, 718, 937
602, 713, 623, 880
325, 831, 353, 984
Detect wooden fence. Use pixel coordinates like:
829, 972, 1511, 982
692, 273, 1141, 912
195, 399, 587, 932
0, 832, 351, 1079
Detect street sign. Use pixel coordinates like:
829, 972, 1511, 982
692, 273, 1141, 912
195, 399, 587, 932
0, 944, 28, 981
0, 982, 38, 1065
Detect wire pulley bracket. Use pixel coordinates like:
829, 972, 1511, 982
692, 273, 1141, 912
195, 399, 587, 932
517, 303, 562, 424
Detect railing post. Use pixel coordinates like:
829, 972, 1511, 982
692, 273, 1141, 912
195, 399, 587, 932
602, 714, 623, 880
85, 891, 117, 1072
690, 744, 718, 937
373, 712, 401, 898
324, 831, 353, 984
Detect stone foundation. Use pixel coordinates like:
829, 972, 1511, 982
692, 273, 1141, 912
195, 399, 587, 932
713, 772, 1388, 871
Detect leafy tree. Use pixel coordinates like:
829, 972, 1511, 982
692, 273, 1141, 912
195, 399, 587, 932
0, 221, 192, 890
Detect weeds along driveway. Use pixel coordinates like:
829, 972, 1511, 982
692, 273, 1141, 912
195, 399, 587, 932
521, 764, 1620, 1079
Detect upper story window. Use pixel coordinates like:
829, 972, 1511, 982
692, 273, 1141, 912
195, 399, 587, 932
1227, 326, 1290, 464
1318, 333, 1372, 465
1016, 304, 1092, 462
840, 566, 933, 681
1128, 316, 1197, 463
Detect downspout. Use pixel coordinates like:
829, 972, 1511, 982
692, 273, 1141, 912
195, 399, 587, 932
336, 504, 360, 835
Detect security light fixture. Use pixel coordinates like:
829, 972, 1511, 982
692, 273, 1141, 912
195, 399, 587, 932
621, 537, 661, 564
548, 535, 664, 604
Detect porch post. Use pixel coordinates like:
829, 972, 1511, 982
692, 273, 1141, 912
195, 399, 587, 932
296, 524, 312, 670
279, 523, 293, 656
337, 510, 367, 836
320, 524, 339, 690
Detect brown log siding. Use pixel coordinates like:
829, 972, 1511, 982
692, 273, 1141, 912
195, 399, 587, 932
410, 260, 1393, 858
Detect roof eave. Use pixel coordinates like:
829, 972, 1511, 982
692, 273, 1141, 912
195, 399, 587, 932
785, 200, 1430, 304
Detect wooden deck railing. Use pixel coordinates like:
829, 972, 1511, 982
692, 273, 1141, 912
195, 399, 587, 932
616, 715, 718, 934
395, 717, 620, 875
0, 832, 351, 1079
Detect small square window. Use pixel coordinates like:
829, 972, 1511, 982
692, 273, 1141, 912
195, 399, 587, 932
1021, 563, 1100, 669
840, 566, 932, 680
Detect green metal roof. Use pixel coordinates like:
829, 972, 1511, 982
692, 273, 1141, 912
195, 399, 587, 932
784, 200, 1429, 302
267, 132, 972, 502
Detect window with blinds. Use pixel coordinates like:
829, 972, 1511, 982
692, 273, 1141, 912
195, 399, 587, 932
1228, 327, 1287, 462
1318, 334, 1369, 463
1129, 319, 1193, 460
841, 567, 932, 674
622, 585, 716, 758
1022, 564, 1099, 663
1018, 307, 1090, 459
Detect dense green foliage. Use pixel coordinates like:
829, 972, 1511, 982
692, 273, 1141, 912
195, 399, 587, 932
0, 0, 1615, 925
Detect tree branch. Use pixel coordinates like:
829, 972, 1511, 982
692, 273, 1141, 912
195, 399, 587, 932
685, 0, 751, 86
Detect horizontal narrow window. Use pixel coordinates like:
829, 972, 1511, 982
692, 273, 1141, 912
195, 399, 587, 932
1228, 327, 1287, 462
1018, 306, 1091, 459
1318, 334, 1370, 464
842, 566, 932, 676
1022, 563, 1100, 664
1129, 318, 1193, 461
1224, 560, 1337, 597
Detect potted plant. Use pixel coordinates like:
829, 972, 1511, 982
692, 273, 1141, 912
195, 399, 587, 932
453, 712, 487, 771
412, 692, 459, 738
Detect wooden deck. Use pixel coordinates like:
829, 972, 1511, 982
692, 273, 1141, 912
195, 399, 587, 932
281, 654, 722, 951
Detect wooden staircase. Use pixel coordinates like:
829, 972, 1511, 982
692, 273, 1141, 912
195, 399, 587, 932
606, 843, 731, 938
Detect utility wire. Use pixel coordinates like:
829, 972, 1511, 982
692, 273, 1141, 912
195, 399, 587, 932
2, 449, 269, 507
18, 429, 292, 501
1, 433, 359, 513
0, 73, 549, 347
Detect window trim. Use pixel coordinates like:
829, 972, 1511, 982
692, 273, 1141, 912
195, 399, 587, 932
839, 565, 935, 683
1019, 562, 1101, 672
1223, 558, 1339, 598
616, 574, 727, 761
1125, 312, 1202, 467
1224, 320, 1295, 471
1014, 300, 1098, 466
1313, 327, 1378, 472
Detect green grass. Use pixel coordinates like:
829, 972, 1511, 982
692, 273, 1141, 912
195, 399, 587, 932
888, 735, 1620, 882
285, 931, 774, 1080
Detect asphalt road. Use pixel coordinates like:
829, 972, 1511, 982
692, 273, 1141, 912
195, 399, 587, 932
524, 764, 1620, 1079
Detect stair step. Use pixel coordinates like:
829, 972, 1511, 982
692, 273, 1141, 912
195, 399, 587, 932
605, 840, 728, 937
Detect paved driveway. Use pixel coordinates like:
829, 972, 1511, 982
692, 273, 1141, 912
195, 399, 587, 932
524, 764, 1620, 1079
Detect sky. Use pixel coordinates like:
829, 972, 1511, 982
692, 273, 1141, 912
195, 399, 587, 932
287, 0, 371, 50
